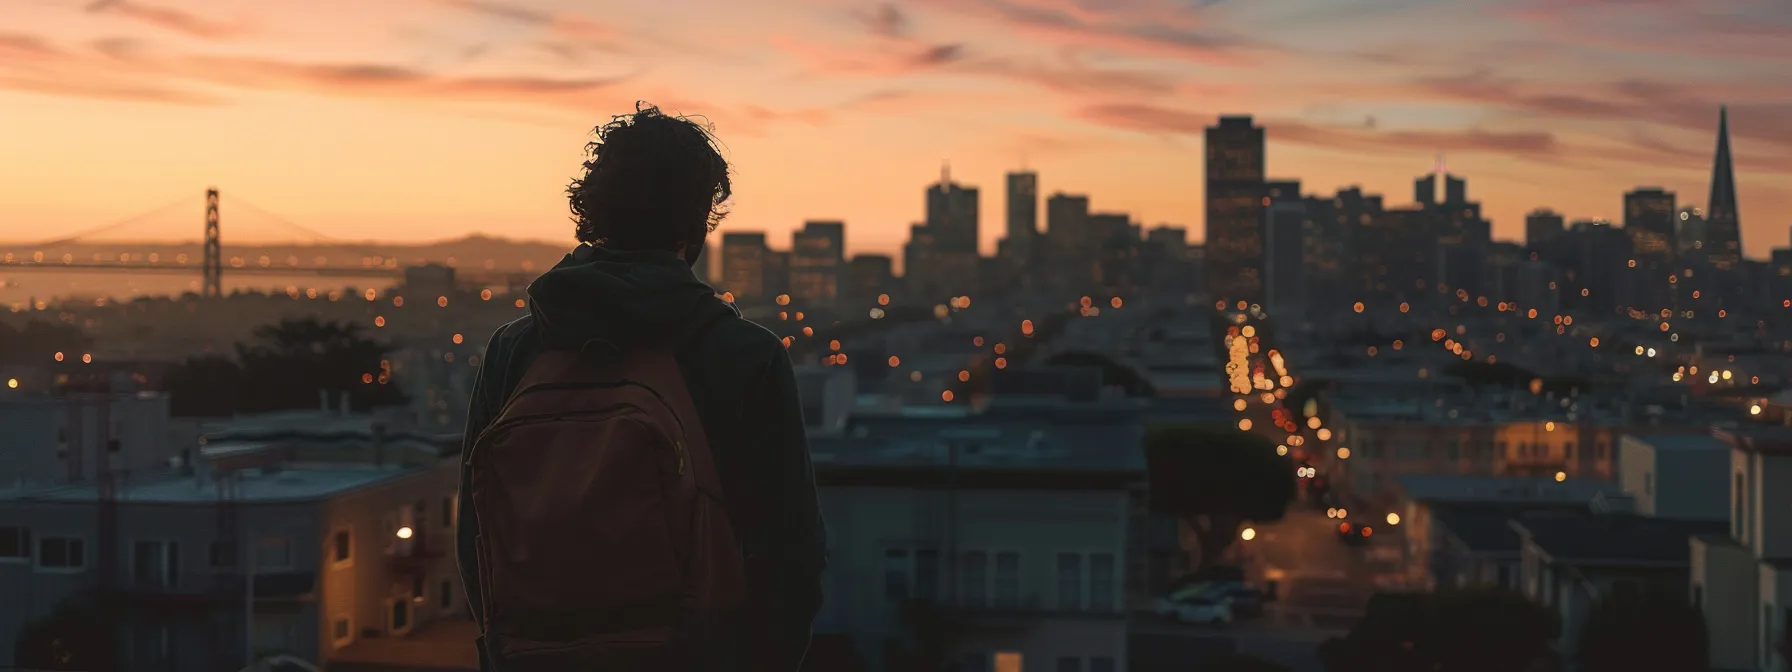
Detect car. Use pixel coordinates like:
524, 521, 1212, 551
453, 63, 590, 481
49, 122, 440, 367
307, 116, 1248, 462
1166, 594, 1234, 626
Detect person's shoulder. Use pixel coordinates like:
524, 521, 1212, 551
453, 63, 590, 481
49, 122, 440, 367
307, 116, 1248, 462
702, 313, 786, 360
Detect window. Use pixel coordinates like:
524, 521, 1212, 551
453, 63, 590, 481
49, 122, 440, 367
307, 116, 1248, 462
441, 497, 454, 529
915, 549, 939, 601
413, 574, 426, 601
132, 540, 179, 588
0, 526, 28, 561
37, 537, 85, 570
333, 529, 353, 566
962, 551, 988, 607
1090, 658, 1116, 672
1564, 441, 1575, 458
209, 540, 236, 569
390, 599, 412, 634
1058, 553, 1083, 610
1057, 657, 1082, 672
994, 651, 1023, 672
884, 549, 910, 600
1088, 553, 1116, 611
256, 537, 293, 570
994, 552, 1020, 608
438, 580, 454, 610
332, 617, 353, 648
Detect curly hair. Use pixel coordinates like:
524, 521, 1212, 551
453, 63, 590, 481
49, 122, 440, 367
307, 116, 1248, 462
567, 102, 732, 253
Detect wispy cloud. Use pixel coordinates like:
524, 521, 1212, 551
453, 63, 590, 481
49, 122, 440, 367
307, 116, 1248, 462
907, 0, 1260, 65
1075, 102, 1564, 162
84, 0, 249, 41
1407, 71, 1792, 147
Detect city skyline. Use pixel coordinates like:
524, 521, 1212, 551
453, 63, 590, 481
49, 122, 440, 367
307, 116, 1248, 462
4, 0, 1792, 259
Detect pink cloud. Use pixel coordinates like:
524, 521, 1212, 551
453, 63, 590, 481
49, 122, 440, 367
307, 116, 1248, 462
85, 0, 250, 41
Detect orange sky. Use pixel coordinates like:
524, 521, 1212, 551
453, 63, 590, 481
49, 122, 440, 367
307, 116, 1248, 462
2, 0, 1790, 260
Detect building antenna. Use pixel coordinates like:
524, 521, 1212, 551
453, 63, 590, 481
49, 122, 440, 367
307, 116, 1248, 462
941, 160, 951, 187
1435, 153, 1447, 176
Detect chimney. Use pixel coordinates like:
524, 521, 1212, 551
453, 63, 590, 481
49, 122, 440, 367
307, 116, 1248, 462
339, 390, 350, 418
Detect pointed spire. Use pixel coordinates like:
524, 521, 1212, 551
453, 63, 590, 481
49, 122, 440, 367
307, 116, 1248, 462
1706, 104, 1742, 264
940, 160, 951, 187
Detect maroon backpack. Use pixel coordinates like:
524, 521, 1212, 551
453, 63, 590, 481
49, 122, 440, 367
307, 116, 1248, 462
467, 345, 745, 670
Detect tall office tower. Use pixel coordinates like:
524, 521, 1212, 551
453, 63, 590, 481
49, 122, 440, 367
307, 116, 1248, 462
1525, 209, 1566, 250
1005, 171, 1039, 253
1705, 107, 1742, 270
1624, 188, 1678, 309
1204, 115, 1266, 307
1415, 173, 1437, 206
790, 220, 846, 304
847, 254, 895, 302
1264, 201, 1307, 314
1675, 207, 1707, 259
720, 232, 768, 302
1046, 193, 1092, 247
1443, 174, 1467, 205
925, 164, 980, 254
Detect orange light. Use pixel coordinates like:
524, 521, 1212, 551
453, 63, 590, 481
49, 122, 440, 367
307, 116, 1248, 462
889, 356, 901, 367
1353, 302, 1365, 313
958, 370, 971, 382
829, 340, 841, 351
941, 390, 955, 402
1361, 527, 1373, 537
1339, 523, 1352, 534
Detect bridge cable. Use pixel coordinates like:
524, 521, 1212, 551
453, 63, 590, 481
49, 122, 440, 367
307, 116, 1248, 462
226, 195, 339, 243
24, 194, 197, 248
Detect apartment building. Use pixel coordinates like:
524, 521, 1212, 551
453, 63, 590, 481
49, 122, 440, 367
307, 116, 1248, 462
1691, 427, 1792, 672
811, 401, 1145, 672
0, 440, 468, 671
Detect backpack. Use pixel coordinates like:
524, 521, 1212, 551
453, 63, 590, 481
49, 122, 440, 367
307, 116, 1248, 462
467, 341, 745, 670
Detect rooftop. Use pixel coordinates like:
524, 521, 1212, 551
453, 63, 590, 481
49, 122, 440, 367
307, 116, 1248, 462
0, 462, 435, 504
813, 422, 1146, 472
1623, 432, 1728, 452
1514, 512, 1728, 566
1396, 474, 1616, 505
1430, 503, 1599, 554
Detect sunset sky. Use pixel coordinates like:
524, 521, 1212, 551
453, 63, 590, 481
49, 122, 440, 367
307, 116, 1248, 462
2, 0, 1790, 260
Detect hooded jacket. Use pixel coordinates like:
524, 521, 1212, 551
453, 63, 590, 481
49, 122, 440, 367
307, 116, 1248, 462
456, 244, 828, 671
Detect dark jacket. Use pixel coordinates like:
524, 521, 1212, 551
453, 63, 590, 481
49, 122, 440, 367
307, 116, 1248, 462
456, 244, 828, 671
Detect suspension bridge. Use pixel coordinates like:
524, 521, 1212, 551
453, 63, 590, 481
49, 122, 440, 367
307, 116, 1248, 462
0, 188, 532, 295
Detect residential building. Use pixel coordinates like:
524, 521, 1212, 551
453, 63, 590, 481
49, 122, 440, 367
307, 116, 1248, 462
1389, 474, 1617, 590
1691, 427, 1792, 672
0, 441, 467, 671
809, 400, 1143, 672
1617, 434, 1730, 521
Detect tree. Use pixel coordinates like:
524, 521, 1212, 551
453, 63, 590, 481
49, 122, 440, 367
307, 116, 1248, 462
13, 601, 118, 672
0, 320, 92, 367
1575, 591, 1709, 672
163, 317, 406, 417
1143, 423, 1295, 570
1043, 351, 1156, 397
1319, 587, 1559, 672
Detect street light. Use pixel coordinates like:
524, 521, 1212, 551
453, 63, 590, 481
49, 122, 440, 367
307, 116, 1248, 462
1241, 527, 1257, 541
396, 526, 414, 539
1386, 513, 1401, 526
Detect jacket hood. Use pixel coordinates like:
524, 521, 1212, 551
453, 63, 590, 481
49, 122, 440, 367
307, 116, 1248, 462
525, 244, 737, 349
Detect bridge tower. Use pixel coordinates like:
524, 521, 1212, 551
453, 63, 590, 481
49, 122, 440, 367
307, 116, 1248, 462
203, 187, 222, 298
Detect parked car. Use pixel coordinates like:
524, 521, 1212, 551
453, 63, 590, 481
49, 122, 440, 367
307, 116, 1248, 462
1166, 594, 1234, 626
1153, 585, 1236, 626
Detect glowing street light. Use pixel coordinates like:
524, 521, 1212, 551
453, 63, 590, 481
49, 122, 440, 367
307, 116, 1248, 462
1386, 513, 1401, 526
1240, 527, 1257, 541
396, 526, 414, 540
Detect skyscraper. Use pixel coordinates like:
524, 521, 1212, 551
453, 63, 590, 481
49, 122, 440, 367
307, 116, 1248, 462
1005, 171, 1038, 251
926, 164, 980, 255
1415, 173, 1437, 206
790, 220, 845, 304
720, 232, 768, 302
1204, 116, 1266, 306
1705, 106, 1742, 269
1624, 188, 1677, 310
1525, 209, 1566, 250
